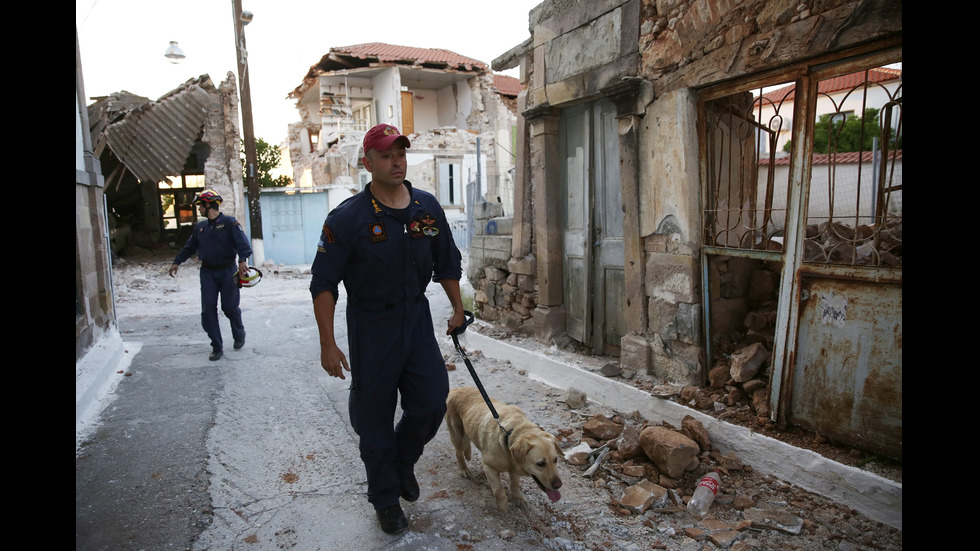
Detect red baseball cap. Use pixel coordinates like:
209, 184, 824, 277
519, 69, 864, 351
363, 124, 411, 154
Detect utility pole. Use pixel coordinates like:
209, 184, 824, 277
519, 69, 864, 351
232, 0, 264, 264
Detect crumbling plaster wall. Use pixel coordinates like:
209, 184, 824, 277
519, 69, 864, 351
285, 70, 515, 216
202, 72, 247, 223
470, 73, 518, 209
482, 0, 900, 385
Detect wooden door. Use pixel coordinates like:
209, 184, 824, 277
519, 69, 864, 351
560, 99, 625, 355
401, 91, 414, 135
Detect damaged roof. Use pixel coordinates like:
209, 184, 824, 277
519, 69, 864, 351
89, 74, 216, 185
493, 74, 522, 97
289, 42, 488, 99
328, 43, 487, 71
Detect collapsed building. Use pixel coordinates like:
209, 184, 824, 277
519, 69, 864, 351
478, 0, 902, 460
87, 73, 246, 255
283, 43, 520, 228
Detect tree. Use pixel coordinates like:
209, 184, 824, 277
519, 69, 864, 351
243, 137, 293, 188
783, 107, 901, 154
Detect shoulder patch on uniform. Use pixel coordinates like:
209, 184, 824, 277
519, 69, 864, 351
323, 223, 335, 244
369, 222, 387, 243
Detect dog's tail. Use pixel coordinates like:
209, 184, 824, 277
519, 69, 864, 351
444, 397, 472, 460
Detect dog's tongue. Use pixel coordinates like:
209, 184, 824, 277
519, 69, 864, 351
546, 489, 561, 502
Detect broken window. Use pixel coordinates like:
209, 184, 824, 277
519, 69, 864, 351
701, 65, 903, 267
308, 130, 319, 153
159, 173, 206, 246
702, 85, 791, 253
699, 55, 903, 371
438, 158, 464, 209
802, 68, 902, 267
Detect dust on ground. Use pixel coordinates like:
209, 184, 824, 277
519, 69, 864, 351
108, 247, 902, 551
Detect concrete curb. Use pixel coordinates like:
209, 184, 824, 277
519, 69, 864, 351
464, 330, 902, 531
75, 328, 141, 449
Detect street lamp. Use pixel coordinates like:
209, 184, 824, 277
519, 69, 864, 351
164, 41, 185, 63
233, 0, 264, 264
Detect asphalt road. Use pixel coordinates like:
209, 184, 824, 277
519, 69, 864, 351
76, 264, 551, 551
76, 257, 902, 551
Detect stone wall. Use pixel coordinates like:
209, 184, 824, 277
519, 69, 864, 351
468, 201, 537, 333
76, 182, 114, 360
638, 0, 902, 97
76, 42, 114, 361
492, 0, 900, 386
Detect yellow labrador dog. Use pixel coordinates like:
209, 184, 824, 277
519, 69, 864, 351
445, 386, 563, 512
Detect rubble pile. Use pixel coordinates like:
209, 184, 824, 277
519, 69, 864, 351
554, 406, 899, 549
803, 218, 903, 266
403, 126, 480, 150
559, 411, 736, 515
658, 256, 782, 430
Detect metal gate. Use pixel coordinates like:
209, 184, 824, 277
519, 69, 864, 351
245, 191, 329, 265
700, 51, 903, 458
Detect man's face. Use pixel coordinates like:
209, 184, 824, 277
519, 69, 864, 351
363, 145, 407, 188
198, 203, 218, 218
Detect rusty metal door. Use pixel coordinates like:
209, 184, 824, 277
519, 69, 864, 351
777, 58, 904, 459
790, 277, 902, 457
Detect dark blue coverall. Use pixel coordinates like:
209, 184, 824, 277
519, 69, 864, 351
173, 212, 253, 353
310, 181, 462, 511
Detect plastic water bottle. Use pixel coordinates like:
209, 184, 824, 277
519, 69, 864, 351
687, 469, 721, 518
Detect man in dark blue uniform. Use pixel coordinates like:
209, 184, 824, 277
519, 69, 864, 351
169, 190, 253, 361
310, 124, 465, 534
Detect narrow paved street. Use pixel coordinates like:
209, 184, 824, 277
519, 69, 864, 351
76, 251, 902, 550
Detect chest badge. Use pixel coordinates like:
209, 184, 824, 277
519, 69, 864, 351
369, 222, 387, 243
409, 219, 424, 238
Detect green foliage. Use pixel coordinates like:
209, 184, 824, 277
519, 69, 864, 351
783, 108, 901, 154
242, 137, 293, 188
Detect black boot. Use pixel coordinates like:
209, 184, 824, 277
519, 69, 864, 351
396, 463, 419, 502
376, 504, 408, 534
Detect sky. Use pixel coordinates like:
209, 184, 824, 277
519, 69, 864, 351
76, 0, 542, 147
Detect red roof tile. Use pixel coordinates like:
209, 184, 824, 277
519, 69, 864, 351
330, 42, 487, 72
759, 67, 901, 105
493, 74, 523, 97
